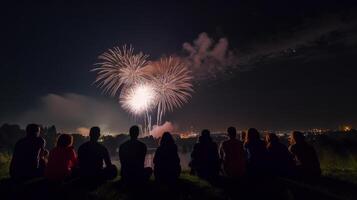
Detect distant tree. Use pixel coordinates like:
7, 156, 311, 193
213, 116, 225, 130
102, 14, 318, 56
71, 133, 88, 150
43, 125, 58, 149
102, 135, 118, 157
0, 124, 25, 152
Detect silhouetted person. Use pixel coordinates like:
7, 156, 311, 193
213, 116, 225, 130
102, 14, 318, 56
45, 134, 77, 181
220, 127, 246, 177
38, 149, 49, 176
265, 133, 294, 177
119, 125, 152, 184
78, 127, 117, 182
289, 131, 321, 178
244, 128, 267, 175
10, 124, 46, 180
153, 132, 181, 183
241, 131, 246, 142
190, 129, 220, 181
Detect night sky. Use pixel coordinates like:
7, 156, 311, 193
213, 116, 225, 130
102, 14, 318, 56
1, 1, 357, 133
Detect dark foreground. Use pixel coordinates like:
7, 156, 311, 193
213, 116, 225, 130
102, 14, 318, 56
1, 174, 357, 200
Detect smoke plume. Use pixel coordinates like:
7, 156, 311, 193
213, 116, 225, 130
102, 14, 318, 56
150, 121, 175, 138
182, 32, 239, 79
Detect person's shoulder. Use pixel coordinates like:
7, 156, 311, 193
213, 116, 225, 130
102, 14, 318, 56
78, 141, 91, 150
79, 141, 89, 147
66, 146, 75, 152
97, 142, 109, 151
15, 137, 27, 145
138, 140, 147, 148
193, 142, 200, 149
289, 144, 297, 151
37, 137, 46, 145
119, 140, 130, 149
222, 140, 229, 145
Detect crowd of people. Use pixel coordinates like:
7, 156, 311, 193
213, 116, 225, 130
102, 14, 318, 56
9, 123, 321, 187
190, 127, 321, 182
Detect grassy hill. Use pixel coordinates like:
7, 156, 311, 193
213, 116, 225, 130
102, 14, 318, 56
1, 172, 357, 200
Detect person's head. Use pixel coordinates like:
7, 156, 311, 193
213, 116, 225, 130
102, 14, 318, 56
266, 133, 279, 145
56, 134, 73, 148
129, 125, 140, 139
290, 131, 305, 145
227, 126, 237, 139
199, 129, 212, 143
89, 126, 100, 142
26, 123, 40, 137
245, 128, 260, 143
160, 132, 174, 146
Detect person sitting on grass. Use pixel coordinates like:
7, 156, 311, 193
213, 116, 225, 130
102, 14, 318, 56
45, 134, 77, 181
265, 133, 295, 177
244, 128, 268, 176
38, 149, 49, 176
289, 131, 321, 178
153, 132, 181, 184
10, 123, 46, 180
119, 125, 152, 184
190, 129, 220, 181
78, 127, 117, 183
220, 127, 246, 178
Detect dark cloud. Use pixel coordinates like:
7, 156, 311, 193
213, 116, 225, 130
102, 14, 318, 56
181, 12, 357, 80
240, 13, 357, 64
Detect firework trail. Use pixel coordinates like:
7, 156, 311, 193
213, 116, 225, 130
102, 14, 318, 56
92, 45, 150, 97
150, 57, 194, 125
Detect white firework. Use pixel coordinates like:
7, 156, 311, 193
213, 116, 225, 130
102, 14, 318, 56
120, 83, 157, 116
92, 45, 150, 97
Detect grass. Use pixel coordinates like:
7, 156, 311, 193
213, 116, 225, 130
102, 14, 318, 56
323, 168, 357, 184
0, 152, 10, 179
93, 173, 225, 200
0, 173, 226, 200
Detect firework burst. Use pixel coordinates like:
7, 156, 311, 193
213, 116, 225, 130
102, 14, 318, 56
150, 57, 194, 124
92, 45, 150, 97
120, 83, 157, 115
93, 46, 194, 134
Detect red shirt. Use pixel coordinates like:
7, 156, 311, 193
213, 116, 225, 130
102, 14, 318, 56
45, 146, 77, 181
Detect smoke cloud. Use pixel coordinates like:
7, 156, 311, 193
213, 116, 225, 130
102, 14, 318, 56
15, 93, 132, 134
149, 121, 175, 138
76, 127, 90, 136
182, 32, 239, 79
